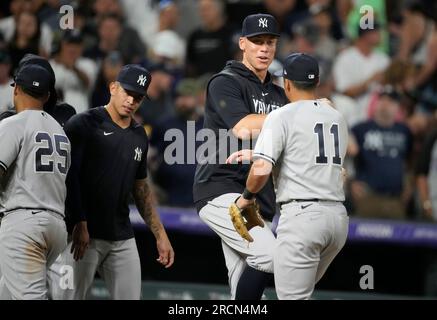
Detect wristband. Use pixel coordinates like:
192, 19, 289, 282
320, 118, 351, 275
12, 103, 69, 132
242, 188, 256, 200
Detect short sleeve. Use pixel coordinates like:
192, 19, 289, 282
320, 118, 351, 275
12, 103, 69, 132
0, 117, 23, 171
63, 113, 90, 144
208, 76, 251, 129
136, 131, 149, 180
253, 110, 286, 165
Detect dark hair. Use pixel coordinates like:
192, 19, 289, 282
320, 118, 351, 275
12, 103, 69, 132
98, 13, 123, 27
19, 85, 49, 101
11, 12, 42, 53
291, 80, 318, 91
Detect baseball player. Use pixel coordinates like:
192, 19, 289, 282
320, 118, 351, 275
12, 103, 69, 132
235, 53, 349, 300
193, 14, 288, 299
48, 64, 174, 300
0, 54, 75, 284
16, 54, 76, 127
0, 64, 71, 299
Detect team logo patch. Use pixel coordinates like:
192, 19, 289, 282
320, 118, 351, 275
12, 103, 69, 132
259, 18, 268, 28
137, 74, 147, 86
134, 147, 142, 161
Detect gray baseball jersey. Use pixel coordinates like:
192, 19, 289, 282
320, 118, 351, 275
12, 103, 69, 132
253, 100, 348, 202
0, 110, 70, 217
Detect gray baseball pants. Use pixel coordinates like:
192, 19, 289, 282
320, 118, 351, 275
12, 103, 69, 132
274, 200, 349, 300
0, 210, 67, 300
48, 237, 141, 300
199, 193, 276, 299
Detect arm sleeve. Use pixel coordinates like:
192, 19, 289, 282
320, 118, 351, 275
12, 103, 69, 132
64, 114, 88, 223
208, 76, 251, 129
416, 130, 437, 175
253, 110, 286, 165
0, 118, 23, 171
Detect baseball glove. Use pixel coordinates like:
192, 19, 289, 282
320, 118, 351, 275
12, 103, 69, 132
229, 199, 264, 242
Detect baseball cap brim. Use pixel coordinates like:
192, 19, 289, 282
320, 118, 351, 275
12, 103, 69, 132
245, 31, 280, 38
119, 82, 149, 100
273, 69, 283, 77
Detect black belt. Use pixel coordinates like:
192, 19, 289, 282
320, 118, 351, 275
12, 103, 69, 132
280, 199, 319, 205
279, 199, 342, 210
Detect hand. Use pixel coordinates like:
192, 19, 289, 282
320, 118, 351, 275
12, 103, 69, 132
156, 233, 174, 269
236, 195, 254, 210
226, 149, 253, 164
71, 221, 90, 261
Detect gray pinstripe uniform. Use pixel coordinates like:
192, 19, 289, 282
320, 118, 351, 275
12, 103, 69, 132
0, 110, 70, 299
253, 100, 349, 299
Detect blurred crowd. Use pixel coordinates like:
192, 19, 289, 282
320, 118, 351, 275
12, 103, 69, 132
0, 0, 436, 221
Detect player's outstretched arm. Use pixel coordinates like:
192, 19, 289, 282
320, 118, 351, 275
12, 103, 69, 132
235, 158, 273, 210
226, 149, 253, 164
133, 178, 175, 268
233, 114, 268, 140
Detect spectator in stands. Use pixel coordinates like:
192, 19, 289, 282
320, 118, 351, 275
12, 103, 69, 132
264, 0, 296, 29
7, 11, 44, 72
30, 0, 60, 32
416, 128, 437, 221
0, 0, 53, 56
84, 13, 145, 64
348, 86, 413, 219
332, 23, 390, 125
136, 63, 174, 130
397, 0, 434, 65
91, 51, 124, 108
0, 50, 13, 112
342, 0, 389, 53
185, 0, 237, 77
402, 3, 437, 117
150, 1, 186, 69
367, 59, 415, 122
149, 78, 204, 207
51, 29, 97, 114
284, 0, 343, 39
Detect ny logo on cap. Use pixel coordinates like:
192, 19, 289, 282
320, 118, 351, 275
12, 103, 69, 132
308, 74, 315, 79
259, 18, 268, 28
137, 74, 147, 87
33, 81, 40, 87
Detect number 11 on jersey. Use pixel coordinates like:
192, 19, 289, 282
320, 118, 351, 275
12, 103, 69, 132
314, 123, 342, 165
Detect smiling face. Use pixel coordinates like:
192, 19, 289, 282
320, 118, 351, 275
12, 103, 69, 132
239, 34, 278, 76
109, 82, 144, 118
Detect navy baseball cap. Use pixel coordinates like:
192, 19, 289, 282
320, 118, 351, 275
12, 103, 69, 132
241, 14, 280, 38
12, 64, 51, 97
116, 64, 151, 98
17, 54, 57, 109
274, 53, 319, 83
